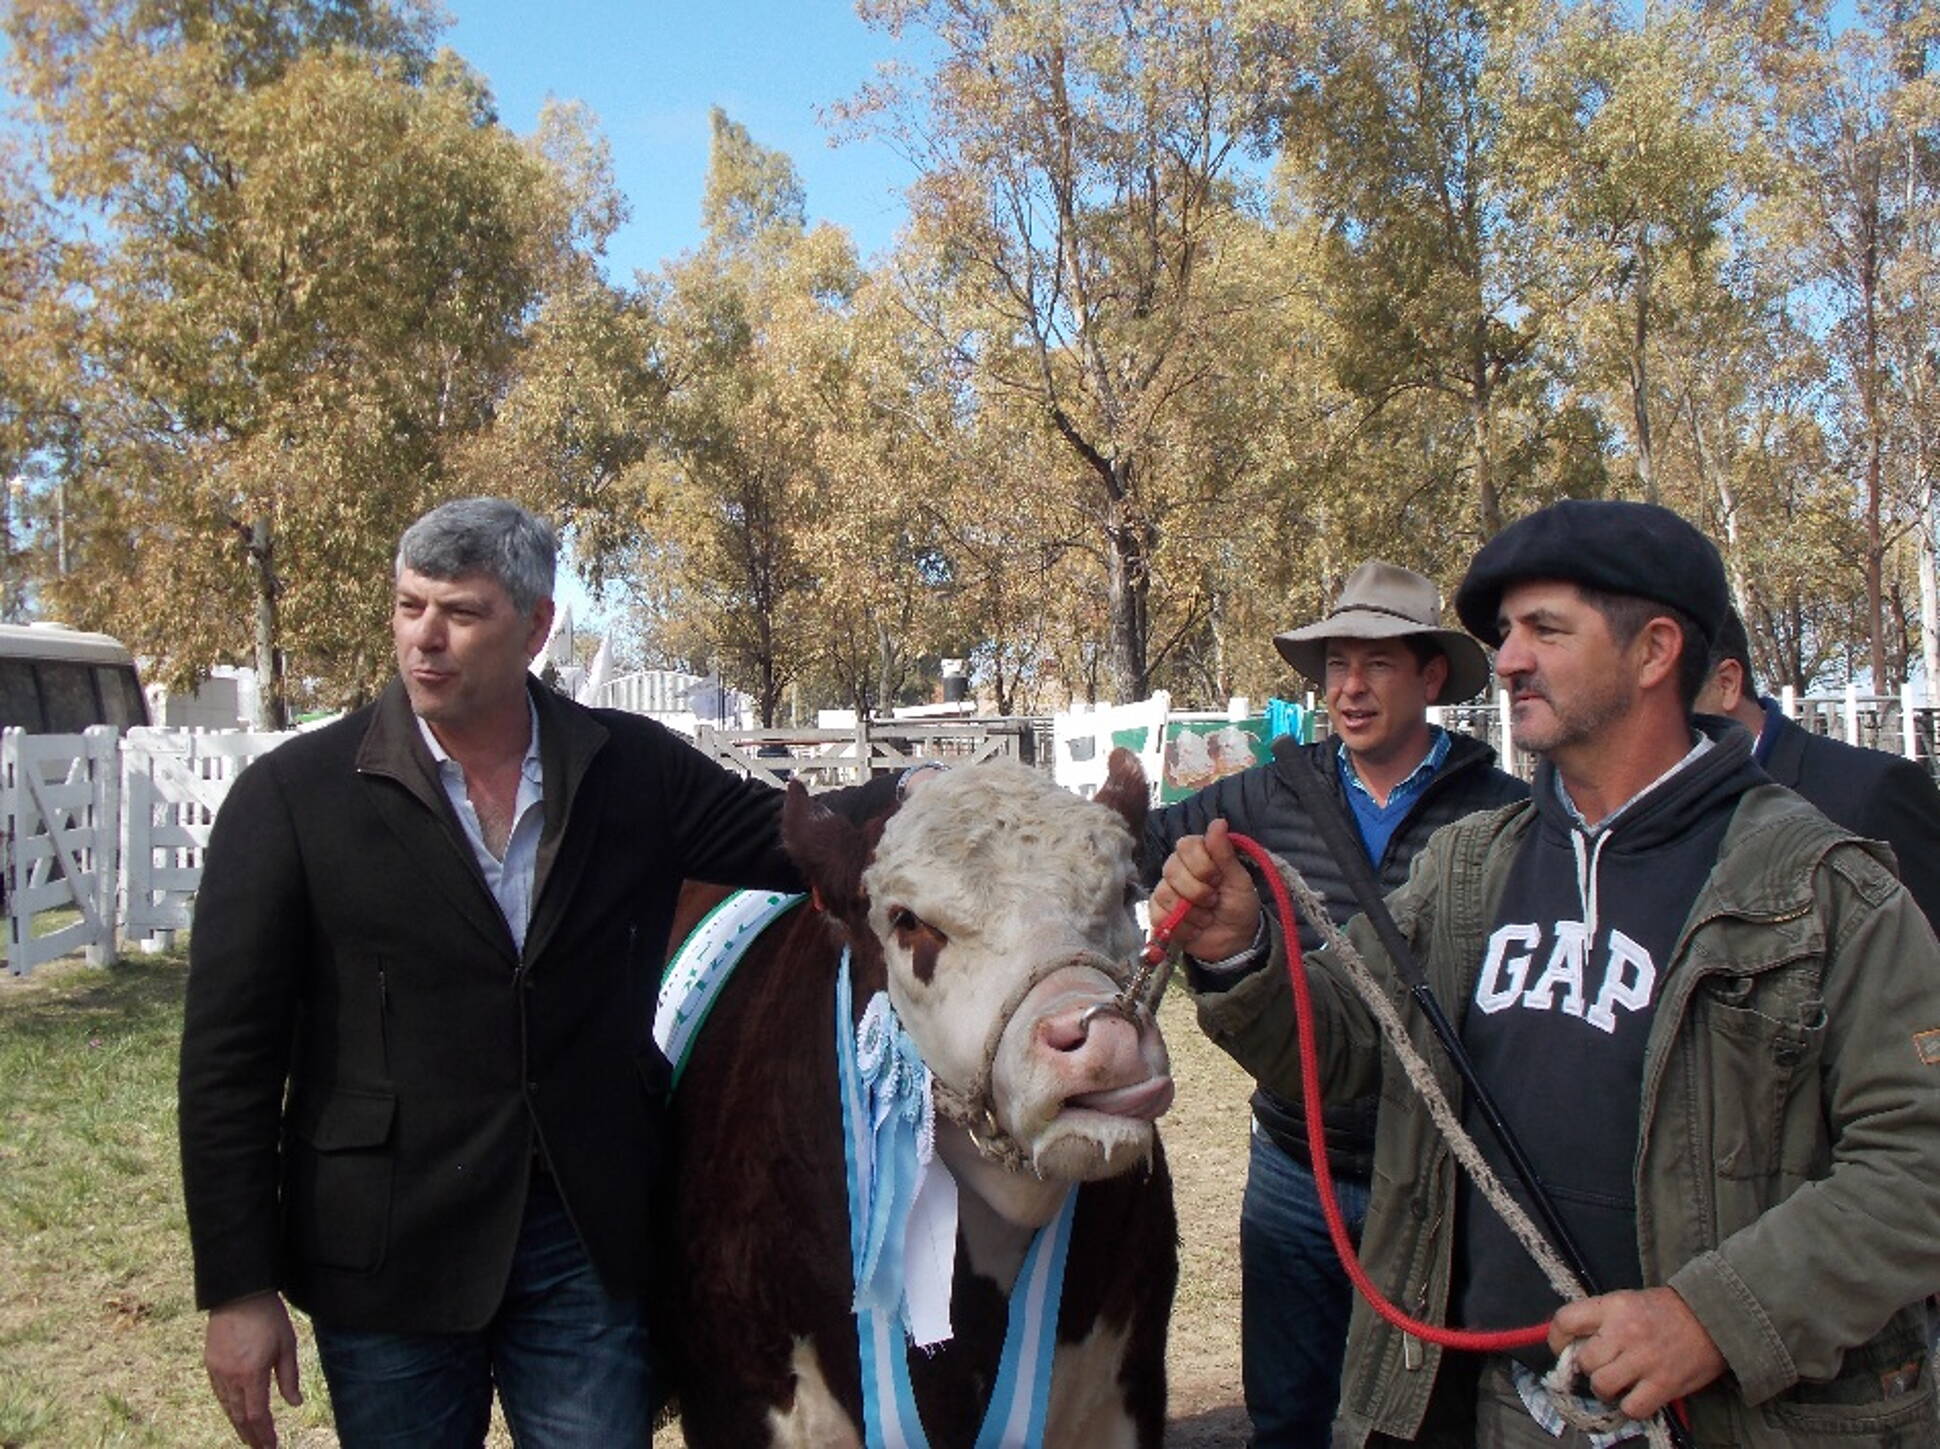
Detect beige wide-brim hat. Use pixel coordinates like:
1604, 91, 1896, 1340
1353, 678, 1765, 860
1274, 561, 1492, 704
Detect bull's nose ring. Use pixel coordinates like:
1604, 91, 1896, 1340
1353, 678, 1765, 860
1079, 998, 1138, 1031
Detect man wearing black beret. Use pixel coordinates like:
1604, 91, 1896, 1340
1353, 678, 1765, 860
1159, 499, 1940, 1446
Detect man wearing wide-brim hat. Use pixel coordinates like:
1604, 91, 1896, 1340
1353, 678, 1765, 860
1143, 560, 1526, 1447
1274, 561, 1496, 744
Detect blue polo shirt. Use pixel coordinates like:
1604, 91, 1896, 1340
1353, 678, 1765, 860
1336, 727, 1451, 866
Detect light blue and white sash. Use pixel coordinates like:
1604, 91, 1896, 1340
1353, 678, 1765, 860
655, 889, 805, 1086
836, 951, 1077, 1449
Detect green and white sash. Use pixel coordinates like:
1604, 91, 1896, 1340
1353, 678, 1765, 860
654, 889, 805, 1086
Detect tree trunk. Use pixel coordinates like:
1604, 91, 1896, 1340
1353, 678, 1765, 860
759, 656, 779, 728
1921, 454, 1939, 699
1862, 215, 1888, 689
1208, 583, 1229, 702
1698, 411, 1752, 615
246, 516, 286, 731
1104, 496, 1152, 703
874, 616, 900, 712
1472, 377, 1502, 538
1865, 438, 1887, 690
1629, 267, 1657, 505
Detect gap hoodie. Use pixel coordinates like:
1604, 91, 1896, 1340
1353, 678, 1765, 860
1452, 722, 1765, 1346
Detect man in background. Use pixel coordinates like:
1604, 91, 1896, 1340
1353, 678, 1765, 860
1696, 606, 1940, 928
1144, 561, 1525, 1446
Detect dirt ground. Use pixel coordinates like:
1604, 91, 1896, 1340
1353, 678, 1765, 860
1147, 989, 1255, 1447
647, 985, 1258, 1448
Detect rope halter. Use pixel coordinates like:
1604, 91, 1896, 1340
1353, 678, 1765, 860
927, 946, 1147, 1174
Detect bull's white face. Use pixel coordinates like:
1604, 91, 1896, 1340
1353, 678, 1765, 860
861, 763, 1173, 1188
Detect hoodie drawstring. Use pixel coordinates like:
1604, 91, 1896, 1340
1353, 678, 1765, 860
1571, 827, 1614, 949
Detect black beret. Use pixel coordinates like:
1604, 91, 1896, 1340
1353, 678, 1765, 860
1453, 499, 1728, 648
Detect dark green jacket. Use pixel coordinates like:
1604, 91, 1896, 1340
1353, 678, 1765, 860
1197, 784, 1940, 1446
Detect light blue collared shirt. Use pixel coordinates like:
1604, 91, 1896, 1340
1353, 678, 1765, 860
417, 699, 546, 953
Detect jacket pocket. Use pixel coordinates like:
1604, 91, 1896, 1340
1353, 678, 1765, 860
285, 1087, 396, 1273
1752, 1307, 1933, 1440
1762, 1372, 1936, 1441
1696, 964, 1824, 1182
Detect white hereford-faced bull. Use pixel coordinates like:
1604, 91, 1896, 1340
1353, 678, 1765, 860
664, 754, 1178, 1447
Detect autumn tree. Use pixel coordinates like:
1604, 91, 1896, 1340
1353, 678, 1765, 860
4, 0, 612, 723
0, 137, 68, 621
795, 271, 961, 716
1274, 0, 1576, 541
1873, 2, 1940, 687
594, 111, 859, 725
844, 0, 1296, 702
1509, 0, 1759, 505
1758, 0, 1938, 687
872, 344, 1095, 715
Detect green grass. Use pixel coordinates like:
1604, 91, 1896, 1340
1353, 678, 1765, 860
0, 949, 338, 1448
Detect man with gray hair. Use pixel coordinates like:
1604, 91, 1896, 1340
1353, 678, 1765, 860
179, 498, 897, 1447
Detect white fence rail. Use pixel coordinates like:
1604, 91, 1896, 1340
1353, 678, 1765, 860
691, 717, 1029, 788
1051, 692, 1173, 800
1419, 687, 1940, 780
3, 725, 290, 974
119, 728, 287, 947
588, 670, 750, 731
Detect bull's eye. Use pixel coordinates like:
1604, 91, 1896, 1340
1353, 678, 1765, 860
888, 906, 947, 985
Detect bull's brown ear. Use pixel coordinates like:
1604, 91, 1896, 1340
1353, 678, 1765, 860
781, 780, 872, 921
1096, 747, 1150, 840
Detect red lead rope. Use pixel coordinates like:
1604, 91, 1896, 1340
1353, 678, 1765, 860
1149, 832, 1549, 1353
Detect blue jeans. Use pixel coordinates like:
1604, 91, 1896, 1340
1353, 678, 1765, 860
1242, 1120, 1371, 1449
312, 1171, 656, 1448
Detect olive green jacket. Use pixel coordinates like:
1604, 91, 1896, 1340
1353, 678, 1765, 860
1196, 783, 1940, 1446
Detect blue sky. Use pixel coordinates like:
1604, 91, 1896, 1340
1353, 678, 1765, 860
445, 0, 921, 283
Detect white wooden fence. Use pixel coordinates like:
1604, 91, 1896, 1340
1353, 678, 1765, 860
1051, 692, 1173, 800
9, 684, 1940, 976
1420, 685, 1940, 781
2, 725, 286, 975
691, 717, 1029, 788
119, 727, 287, 949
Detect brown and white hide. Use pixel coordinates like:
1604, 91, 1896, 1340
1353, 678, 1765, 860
664, 753, 1177, 1448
